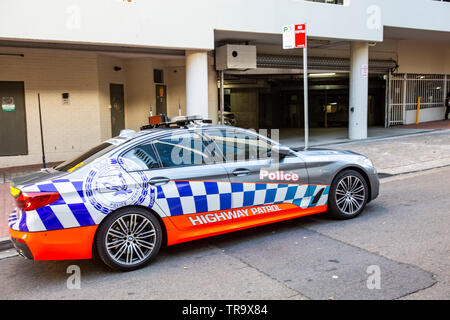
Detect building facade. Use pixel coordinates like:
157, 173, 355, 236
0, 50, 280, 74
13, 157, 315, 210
0, 0, 449, 167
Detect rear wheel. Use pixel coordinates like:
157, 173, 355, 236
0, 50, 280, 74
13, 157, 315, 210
327, 169, 369, 219
96, 207, 162, 271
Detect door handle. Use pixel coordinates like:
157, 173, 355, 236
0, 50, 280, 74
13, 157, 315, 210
232, 168, 250, 177
149, 177, 170, 186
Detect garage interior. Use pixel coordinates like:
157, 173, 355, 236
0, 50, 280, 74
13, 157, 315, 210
214, 29, 402, 146
221, 71, 388, 130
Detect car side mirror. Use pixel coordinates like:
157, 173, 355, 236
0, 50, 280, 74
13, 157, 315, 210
272, 146, 291, 160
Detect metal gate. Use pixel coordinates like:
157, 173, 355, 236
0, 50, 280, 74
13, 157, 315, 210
387, 73, 405, 126
387, 73, 447, 127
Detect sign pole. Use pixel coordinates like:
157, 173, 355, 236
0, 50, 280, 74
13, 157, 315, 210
283, 23, 308, 150
220, 70, 225, 125
303, 29, 309, 150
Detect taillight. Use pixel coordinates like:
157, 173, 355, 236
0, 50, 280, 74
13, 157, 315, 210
15, 192, 60, 211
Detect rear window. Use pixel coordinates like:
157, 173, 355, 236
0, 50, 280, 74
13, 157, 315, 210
120, 143, 160, 171
54, 142, 116, 172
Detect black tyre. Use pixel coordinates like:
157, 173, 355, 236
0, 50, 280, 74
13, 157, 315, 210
96, 207, 162, 271
327, 169, 369, 220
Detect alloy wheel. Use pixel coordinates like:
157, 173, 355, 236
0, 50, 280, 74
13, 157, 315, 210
105, 213, 156, 265
335, 175, 366, 215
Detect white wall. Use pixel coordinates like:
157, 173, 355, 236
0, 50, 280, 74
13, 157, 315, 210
124, 58, 162, 131
405, 108, 446, 125
109, 55, 217, 131
4, 0, 449, 52
164, 65, 186, 118
163, 56, 218, 123
97, 54, 127, 140
375, 0, 450, 32
397, 40, 450, 74
99, 55, 193, 133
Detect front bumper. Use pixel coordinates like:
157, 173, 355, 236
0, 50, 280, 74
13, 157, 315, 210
368, 172, 380, 202
9, 226, 98, 261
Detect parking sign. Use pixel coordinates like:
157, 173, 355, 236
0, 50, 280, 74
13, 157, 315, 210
282, 24, 306, 49
282, 23, 309, 149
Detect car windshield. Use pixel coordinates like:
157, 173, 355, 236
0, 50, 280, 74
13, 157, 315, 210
54, 142, 117, 172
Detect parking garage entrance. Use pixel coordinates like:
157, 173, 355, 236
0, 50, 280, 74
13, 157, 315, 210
221, 72, 387, 131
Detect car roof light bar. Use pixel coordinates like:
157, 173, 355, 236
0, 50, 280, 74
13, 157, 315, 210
140, 114, 212, 130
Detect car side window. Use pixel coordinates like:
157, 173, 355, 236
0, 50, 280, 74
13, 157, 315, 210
152, 132, 213, 167
205, 128, 272, 162
120, 142, 160, 171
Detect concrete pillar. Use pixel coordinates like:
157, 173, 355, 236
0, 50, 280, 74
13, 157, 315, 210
349, 41, 369, 140
207, 57, 219, 124
185, 50, 209, 118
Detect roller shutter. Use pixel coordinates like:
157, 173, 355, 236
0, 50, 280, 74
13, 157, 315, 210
257, 54, 397, 73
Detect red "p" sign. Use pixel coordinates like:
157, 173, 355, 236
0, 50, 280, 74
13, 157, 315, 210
294, 24, 306, 48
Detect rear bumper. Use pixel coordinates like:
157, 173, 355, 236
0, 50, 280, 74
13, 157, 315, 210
10, 237, 34, 259
9, 225, 98, 261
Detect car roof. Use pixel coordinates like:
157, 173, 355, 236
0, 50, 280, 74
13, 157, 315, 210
112, 125, 252, 149
138, 124, 238, 135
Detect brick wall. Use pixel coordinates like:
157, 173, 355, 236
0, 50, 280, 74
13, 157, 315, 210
0, 47, 102, 167
0, 47, 218, 168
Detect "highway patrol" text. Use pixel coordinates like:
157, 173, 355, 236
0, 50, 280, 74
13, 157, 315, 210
188, 204, 282, 226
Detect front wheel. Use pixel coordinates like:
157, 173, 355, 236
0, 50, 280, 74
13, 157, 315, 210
96, 207, 163, 271
327, 169, 369, 219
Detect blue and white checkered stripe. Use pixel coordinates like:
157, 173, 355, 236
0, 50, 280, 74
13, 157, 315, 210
10, 179, 104, 232
8, 210, 18, 228
9, 178, 330, 232
155, 180, 330, 217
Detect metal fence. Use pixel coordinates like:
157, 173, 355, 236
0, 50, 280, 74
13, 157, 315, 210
388, 73, 448, 126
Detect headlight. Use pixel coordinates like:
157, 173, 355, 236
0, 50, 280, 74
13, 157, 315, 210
360, 157, 374, 168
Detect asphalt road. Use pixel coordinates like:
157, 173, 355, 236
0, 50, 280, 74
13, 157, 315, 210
0, 166, 449, 300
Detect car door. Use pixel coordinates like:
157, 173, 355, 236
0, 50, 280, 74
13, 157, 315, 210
118, 130, 233, 237
203, 128, 324, 211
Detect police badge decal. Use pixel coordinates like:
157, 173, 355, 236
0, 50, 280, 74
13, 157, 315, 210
84, 158, 154, 214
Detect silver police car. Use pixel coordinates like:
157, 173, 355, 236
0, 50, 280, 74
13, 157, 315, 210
8, 117, 379, 271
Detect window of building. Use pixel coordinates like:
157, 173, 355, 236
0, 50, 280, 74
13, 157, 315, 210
153, 69, 164, 84
305, 0, 345, 5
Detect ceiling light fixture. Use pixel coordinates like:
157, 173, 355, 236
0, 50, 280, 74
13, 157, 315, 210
309, 73, 336, 77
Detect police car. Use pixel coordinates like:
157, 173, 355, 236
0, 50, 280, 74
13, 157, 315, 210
8, 116, 379, 271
